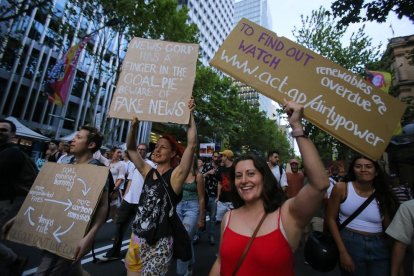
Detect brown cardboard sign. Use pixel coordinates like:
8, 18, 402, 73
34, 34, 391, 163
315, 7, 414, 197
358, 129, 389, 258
108, 37, 199, 124
7, 163, 108, 260
210, 18, 406, 160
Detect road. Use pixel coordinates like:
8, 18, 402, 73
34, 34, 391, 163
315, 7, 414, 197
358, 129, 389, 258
4, 220, 340, 275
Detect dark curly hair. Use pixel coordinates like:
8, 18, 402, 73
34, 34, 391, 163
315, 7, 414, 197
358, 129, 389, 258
230, 153, 286, 213
343, 155, 399, 219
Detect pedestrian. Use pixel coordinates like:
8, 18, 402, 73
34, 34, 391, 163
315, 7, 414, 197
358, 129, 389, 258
108, 147, 126, 222
386, 199, 414, 276
176, 154, 205, 276
216, 149, 234, 223
327, 163, 342, 198
98, 144, 156, 261
124, 99, 197, 275
57, 142, 73, 164
267, 150, 288, 191
326, 155, 398, 276
3, 125, 110, 275
286, 159, 304, 198
0, 119, 37, 275
194, 151, 221, 245
209, 101, 329, 275
46, 140, 61, 162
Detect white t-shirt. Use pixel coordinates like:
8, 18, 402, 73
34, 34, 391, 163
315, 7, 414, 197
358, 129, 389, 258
124, 160, 135, 180
271, 165, 288, 188
109, 161, 126, 186
123, 159, 156, 204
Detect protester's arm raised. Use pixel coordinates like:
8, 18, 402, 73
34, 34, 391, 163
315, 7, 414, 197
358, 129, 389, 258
127, 117, 152, 179
171, 99, 197, 194
282, 101, 329, 249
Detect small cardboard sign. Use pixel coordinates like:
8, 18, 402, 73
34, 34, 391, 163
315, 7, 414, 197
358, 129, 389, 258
210, 18, 406, 161
7, 163, 108, 260
108, 37, 199, 124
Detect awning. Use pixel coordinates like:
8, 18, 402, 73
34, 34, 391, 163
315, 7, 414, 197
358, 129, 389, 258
5, 116, 50, 142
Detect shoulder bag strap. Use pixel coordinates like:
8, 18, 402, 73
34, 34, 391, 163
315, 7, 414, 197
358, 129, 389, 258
154, 169, 174, 217
339, 190, 376, 231
232, 212, 268, 276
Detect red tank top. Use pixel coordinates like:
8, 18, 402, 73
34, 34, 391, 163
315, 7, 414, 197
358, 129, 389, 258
220, 209, 294, 275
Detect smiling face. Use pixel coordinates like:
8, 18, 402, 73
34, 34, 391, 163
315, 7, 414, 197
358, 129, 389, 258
353, 157, 377, 183
234, 159, 264, 204
151, 138, 176, 165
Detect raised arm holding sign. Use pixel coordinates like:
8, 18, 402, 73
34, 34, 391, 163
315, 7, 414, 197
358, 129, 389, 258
124, 99, 197, 274
210, 18, 406, 160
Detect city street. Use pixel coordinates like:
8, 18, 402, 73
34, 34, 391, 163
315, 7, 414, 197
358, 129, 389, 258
3, 219, 341, 276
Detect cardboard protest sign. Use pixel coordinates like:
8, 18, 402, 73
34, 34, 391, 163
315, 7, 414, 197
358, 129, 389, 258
7, 163, 108, 260
109, 37, 199, 124
210, 18, 406, 160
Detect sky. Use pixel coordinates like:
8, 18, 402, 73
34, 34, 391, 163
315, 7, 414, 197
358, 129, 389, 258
268, 0, 413, 51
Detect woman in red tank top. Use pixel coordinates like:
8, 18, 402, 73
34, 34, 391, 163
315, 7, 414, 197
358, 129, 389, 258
209, 101, 329, 276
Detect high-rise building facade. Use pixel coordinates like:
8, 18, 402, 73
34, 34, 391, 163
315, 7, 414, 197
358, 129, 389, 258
178, 0, 234, 66
233, 0, 278, 120
234, 0, 271, 29
0, 0, 150, 156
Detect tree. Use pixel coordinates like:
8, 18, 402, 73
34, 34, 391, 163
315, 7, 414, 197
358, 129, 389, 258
192, 65, 293, 159
163, 65, 293, 159
330, 0, 414, 27
293, 7, 383, 162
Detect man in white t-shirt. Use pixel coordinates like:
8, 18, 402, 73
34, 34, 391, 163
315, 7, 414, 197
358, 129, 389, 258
386, 199, 414, 276
267, 150, 288, 191
99, 143, 155, 261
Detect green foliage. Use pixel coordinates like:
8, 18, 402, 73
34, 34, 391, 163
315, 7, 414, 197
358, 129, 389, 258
97, 0, 198, 43
163, 65, 293, 160
191, 65, 293, 159
293, 7, 382, 74
330, 0, 414, 27
293, 6, 382, 162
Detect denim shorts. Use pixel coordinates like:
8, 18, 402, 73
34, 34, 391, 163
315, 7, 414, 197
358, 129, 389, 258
340, 228, 390, 276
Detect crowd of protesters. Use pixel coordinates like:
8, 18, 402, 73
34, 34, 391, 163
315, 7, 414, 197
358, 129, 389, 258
1, 98, 414, 276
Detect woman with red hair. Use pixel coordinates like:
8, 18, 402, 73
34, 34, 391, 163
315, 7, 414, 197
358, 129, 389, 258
125, 99, 197, 276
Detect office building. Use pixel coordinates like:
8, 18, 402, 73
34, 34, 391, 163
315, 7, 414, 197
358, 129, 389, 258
178, 0, 234, 66
0, 0, 150, 158
233, 0, 278, 120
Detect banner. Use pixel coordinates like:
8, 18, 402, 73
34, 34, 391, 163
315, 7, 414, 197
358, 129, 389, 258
210, 18, 406, 160
108, 37, 199, 124
46, 36, 92, 106
7, 163, 108, 259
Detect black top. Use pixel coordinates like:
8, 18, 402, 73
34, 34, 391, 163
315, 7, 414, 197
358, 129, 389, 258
218, 165, 233, 203
0, 143, 32, 200
202, 162, 220, 197
132, 168, 181, 245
